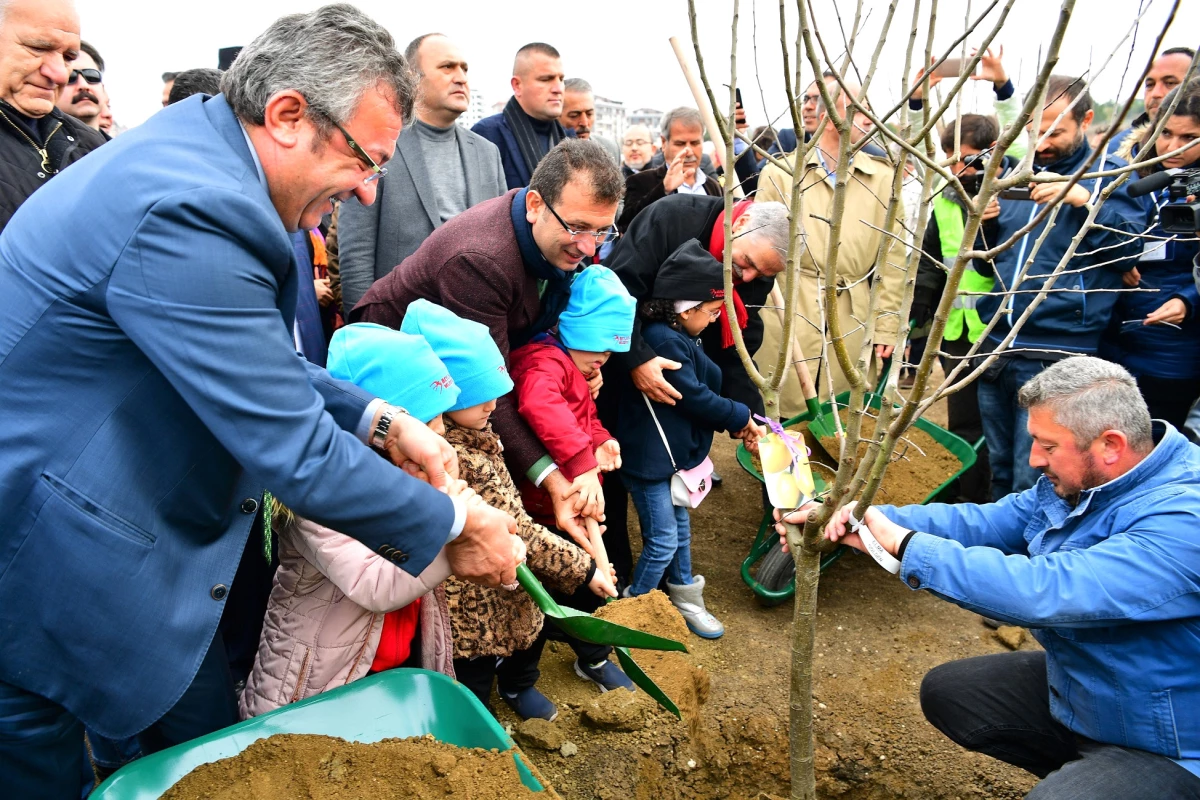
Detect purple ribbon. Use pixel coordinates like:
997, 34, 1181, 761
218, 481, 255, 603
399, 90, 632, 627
754, 413, 810, 463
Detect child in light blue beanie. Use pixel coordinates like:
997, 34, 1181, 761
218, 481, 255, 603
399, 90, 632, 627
508, 266, 637, 695
400, 300, 615, 722
241, 323, 461, 720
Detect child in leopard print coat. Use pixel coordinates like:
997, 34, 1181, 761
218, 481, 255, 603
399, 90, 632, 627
403, 300, 613, 721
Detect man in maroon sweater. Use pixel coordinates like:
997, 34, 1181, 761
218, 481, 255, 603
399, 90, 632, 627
353, 139, 624, 540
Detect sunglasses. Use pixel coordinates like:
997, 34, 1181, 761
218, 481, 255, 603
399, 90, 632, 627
69, 69, 102, 86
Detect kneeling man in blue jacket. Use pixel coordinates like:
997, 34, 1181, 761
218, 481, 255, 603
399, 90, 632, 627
779, 356, 1200, 799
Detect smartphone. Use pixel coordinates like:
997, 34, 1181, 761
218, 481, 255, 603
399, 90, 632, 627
999, 186, 1033, 201
734, 88, 746, 125
933, 58, 980, 78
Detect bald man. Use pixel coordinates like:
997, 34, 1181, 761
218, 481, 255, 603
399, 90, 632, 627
0, 0, 105, 231
473, 42, 569, 189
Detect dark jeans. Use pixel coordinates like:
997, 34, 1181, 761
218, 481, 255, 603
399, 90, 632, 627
0, 630, 238, 799
921, 652, 1200, 799
453, 634, 548, 710
977, 357, 1052, 499
940, 336, 992, 503
1134, 374, 1200, 431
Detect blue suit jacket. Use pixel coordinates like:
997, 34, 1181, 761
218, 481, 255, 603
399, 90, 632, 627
0, 95, 455, 737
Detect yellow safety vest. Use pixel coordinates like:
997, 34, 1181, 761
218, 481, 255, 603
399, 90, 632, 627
933, 194, 994, 343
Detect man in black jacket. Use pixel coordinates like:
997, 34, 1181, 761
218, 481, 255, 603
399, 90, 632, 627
617, 108, 721, 233
0, 0, 106, 232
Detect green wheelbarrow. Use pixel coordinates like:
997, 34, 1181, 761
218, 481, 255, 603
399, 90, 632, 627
737, 389, 982, 606
91, 669, 549, 798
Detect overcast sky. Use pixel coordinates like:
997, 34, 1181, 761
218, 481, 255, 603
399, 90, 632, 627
79, 0, 1199, 131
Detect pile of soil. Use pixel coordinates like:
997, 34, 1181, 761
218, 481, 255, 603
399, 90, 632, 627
816, 409, 962, 506
162, 733, 544, 800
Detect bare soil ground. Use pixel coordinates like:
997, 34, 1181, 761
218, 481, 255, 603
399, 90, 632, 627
495, 397, 1041, 800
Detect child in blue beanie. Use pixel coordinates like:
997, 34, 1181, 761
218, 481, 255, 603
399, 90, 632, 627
614, 241, 765, 639
240, 323, 460, 719
509, 266, 638, 692
402, 300, 615, 721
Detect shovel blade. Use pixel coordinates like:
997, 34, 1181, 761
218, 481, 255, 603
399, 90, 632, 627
614, 646, 681, 719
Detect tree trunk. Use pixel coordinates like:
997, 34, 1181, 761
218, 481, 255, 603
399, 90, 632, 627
788, 526, 822, 800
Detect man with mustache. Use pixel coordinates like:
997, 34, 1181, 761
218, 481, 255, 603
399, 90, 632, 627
54, 39, 104, 133
972, 75, 1145, 499
0, 0, 105, 232
337, 33, 505, 315
617, 106, 720, 233
561, 78, 620, 164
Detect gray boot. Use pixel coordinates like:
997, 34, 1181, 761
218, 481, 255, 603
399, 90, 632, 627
666, 575, 724, 639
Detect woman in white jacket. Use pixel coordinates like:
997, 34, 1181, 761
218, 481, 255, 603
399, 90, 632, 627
240, 324, 464, 718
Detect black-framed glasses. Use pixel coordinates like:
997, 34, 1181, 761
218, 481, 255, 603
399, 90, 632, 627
69, 69, 102, 86
543, 200, 620, 245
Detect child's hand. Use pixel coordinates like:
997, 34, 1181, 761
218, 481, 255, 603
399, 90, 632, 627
739, 421, 767, 454
595, 440, 622, 472
588, 565, 618, 598
570, 468, 605, 520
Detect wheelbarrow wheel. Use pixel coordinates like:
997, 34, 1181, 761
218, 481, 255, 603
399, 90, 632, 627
755, 540, 795, 607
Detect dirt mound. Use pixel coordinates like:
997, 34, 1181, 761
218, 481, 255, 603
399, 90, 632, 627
162, 733, 542, 800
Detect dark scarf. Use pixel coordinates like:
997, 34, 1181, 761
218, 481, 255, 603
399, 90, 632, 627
510, 188, 575, 349
503, 96, 564, 181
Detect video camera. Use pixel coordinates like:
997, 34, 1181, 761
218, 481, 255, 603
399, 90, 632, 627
1127, 168, 1200, 233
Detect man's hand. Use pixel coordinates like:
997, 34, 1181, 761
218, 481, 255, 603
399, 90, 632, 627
444, 498, 525, 587
1030, 176, 1090, 208
874, 343, 895, 360
586, 368, 604, 399
570, 468, 605, 519
1122, 266, 1142, 288
822, 505, 909, 556
543, 469, 591, 548
1145, 297, 1188, 326
663, 150, 694, 194
314, 277, 334, 308
982, 197, 1001, 221
772, 501, 823, 553
378, 407, 458, 491
971, 45, 1007, 87
595, 440, 622, 472
631, 357, 683, 405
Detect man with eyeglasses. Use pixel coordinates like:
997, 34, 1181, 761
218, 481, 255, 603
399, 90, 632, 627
620, 123, 656, 177
0, 0, 105, 232
0, 8, 528, 793
54, 39, 105, 134
617, 107, 720, 234
354, 138, 626, 550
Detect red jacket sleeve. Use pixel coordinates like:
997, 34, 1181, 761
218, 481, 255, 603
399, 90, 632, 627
513, 353, 598, 481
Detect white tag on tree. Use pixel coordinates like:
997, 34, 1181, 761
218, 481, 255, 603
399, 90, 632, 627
849, 511, 902, 574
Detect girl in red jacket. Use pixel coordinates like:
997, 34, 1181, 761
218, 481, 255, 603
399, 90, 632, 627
509, 265, 637, 692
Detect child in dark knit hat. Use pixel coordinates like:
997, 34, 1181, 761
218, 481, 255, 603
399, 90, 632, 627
614, 240, 765, 639
402, 300, 615, 722
509, 265, 634, 693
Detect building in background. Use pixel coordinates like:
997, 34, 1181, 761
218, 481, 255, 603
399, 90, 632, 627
627, 107, 663, 136
592, 94, 627, 144
456, 89, 489, 130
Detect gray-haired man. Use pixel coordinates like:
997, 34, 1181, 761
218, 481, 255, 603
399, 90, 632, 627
781, 356, 1200, 799
616, 106, 721, 233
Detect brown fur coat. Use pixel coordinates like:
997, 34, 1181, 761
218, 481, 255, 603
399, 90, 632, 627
442, 419, 594, 659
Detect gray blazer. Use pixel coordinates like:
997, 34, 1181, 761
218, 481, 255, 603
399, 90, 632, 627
338, 123, 506, 315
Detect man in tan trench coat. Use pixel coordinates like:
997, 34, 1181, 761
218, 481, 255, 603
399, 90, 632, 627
755, 81, 908, 418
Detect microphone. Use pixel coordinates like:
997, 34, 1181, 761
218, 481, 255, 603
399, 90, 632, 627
1127, 169, 1177, 198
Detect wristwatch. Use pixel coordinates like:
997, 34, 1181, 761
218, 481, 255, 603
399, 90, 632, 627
370, 404, 409, 450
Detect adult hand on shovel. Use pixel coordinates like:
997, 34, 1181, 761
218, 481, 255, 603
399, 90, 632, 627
446, 492, 526, 588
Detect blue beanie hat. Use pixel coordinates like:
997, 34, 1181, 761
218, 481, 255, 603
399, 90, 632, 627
400, 300, 514, 411
557, 266, 636, 353
326, 323, 459, 424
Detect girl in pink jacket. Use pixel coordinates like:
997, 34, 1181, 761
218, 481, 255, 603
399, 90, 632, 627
239, 324, 463, 718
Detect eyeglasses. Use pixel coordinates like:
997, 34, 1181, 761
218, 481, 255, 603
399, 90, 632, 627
801, 93, 822, 105
330, 119, 387, 183
623, 138, 652, 147
69, 69, 102, 86
543, 200, 620, 245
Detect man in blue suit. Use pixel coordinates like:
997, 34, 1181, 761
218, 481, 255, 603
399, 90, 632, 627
0, 6, 523, 795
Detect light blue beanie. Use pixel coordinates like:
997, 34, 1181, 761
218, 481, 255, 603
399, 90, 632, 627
400, 300, 514, 411
327, 323, 459, 423
557, 266, 636, 353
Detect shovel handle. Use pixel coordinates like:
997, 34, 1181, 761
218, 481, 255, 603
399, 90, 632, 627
515, 563, 558, 613
584, 517, 617, 597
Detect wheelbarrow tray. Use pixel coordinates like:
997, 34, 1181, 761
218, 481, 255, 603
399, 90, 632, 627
91, 669, 545, 798
737, 391, 976, 603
